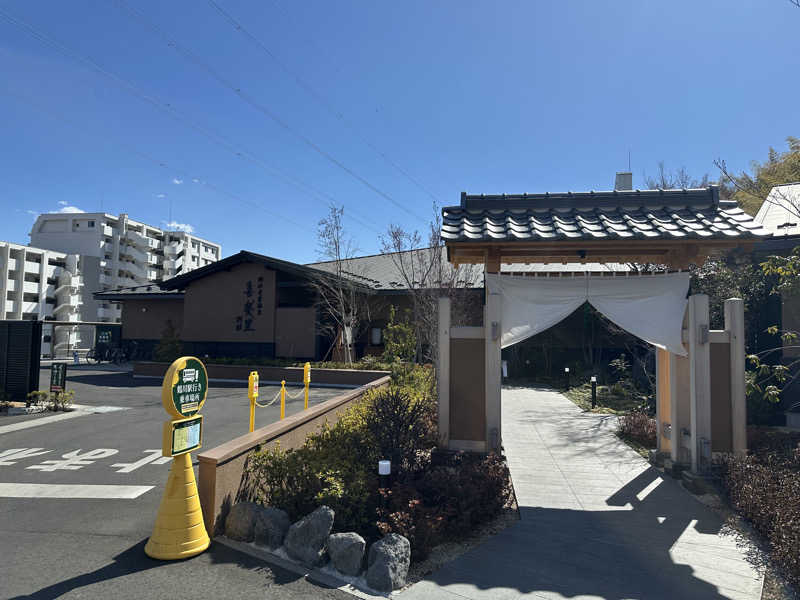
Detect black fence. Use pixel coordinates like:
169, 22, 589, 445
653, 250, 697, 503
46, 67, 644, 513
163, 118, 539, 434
0, 320, 42, 401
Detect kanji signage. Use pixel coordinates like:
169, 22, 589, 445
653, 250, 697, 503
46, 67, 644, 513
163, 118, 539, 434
50, 363, 67, 394
161, 356, 208, 419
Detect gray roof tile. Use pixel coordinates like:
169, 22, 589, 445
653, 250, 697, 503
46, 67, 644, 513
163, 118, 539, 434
442, 187, 771, 243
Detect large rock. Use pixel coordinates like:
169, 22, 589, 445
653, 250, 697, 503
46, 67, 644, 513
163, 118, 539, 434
327, 532, 365, 576
366, 533, 411, 592
284, 506, 335, 566
254, 506, 291, 549
225, 502, 260, 542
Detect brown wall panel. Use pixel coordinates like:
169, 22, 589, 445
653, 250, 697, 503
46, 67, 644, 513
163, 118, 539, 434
182, 263, 276, 343
449, 338, 485, 441
710, 341, 732, 452
121, 299, 184, 340
275, 307, 316, 358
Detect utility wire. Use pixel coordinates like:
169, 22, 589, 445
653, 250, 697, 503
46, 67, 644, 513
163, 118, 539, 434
0, 6, 382, 235
208, 0, 445, 207
2, 85, 307, 231
114, 0, 427, 223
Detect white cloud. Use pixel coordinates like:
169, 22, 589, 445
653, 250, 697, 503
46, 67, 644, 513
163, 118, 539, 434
164, 220, 194, 233
157, 193, 166, 198
58, 205, 85, 214
192, 178, 201, 183
57, 200, 68, 206
172, 178, 183, 185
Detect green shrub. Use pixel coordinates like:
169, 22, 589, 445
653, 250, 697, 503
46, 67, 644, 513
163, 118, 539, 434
617, 410, 657, 448
241, 364, 512, 562
153, 320, 183, 363
25, 390, 75, 411
382, 306, 416, 363
718, 441, 800, 587
377, 452, 512, 559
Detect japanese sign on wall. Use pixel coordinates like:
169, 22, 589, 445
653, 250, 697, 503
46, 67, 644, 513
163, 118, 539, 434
235, 275, 265, 332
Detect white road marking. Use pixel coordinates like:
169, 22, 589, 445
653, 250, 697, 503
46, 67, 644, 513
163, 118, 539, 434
71, 404, 130, 413
0, 448, 52, 466
27, 449, 119, 472
111, 449, 171, 473
0, 411, 85, 434
0, 483, 153, 499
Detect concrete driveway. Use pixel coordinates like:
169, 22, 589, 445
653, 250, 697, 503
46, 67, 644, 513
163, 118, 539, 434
400, 385, 763, 600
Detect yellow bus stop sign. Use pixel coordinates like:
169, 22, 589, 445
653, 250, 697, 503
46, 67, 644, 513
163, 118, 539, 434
161, 356, 208, 419
145, 356, 210, 561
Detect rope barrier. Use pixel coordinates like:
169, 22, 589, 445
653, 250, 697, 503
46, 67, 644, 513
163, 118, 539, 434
253, 389, 281, 408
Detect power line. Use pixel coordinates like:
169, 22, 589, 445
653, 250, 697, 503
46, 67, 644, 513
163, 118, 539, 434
2, 85, 307, 231
207, 0, 445, 207
113, 0, 427, 224
0, 6, 382, 235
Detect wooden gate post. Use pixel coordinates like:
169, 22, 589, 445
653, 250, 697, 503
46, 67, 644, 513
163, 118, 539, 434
725, 298, 747, 456
688, 294, 712, 473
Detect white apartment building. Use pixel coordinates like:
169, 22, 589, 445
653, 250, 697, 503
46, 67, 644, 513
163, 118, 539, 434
0, 241, 84, 356
30, 212, 221, 323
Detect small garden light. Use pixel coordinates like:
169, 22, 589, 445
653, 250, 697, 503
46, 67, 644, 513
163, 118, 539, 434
564, 367, 570, 390
590, 376, 597, 408
378, 460, 391, 476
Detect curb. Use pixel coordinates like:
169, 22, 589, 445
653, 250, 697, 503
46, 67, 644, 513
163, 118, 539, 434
214, 536, 391, 599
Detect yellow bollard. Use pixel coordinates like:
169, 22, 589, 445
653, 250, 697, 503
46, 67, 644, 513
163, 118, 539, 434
248, 371, 259, 433
304, 362, 311, 410
280, 380, 286, 420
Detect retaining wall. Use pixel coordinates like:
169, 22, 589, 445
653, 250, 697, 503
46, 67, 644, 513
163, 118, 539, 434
133, 361, 389, 387
196, 375, 391, 534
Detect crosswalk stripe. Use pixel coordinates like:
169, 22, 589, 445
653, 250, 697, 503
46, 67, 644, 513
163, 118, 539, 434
0, 483, 154, 499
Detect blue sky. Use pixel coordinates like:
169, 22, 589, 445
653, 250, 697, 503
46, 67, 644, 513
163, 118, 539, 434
1, 0, 798, 263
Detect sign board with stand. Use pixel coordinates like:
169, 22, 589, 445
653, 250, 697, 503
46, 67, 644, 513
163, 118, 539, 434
144, 356, 210, 560
50, 363, 67, 394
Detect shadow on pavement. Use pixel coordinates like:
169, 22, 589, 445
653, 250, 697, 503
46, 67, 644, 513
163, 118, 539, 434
416, 467, 742, 599
8, 539, 335, 600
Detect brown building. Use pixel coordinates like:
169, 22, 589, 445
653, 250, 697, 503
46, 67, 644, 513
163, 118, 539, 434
96, 247, 627, 362
96, 252, 326, 360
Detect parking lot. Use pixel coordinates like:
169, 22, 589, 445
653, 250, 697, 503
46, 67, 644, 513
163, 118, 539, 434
0, 365, 351, 600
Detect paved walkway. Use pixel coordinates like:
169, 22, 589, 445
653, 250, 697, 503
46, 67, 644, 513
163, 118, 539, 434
399, 386, 763, 600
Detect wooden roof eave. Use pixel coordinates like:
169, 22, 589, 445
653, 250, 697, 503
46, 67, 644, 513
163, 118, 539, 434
445, 239, 755, 270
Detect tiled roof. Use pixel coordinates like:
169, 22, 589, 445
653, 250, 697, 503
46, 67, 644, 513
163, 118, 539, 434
442, 187, 771, 243
94, 283, 183, 300
307, 248, 628, 290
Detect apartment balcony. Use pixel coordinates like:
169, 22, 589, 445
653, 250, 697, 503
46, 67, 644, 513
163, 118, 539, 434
6, 279, 16, 292
102, 224, 114, 237
119, 244, 148, 263
23, 281, 40, 294
55, 274, 82, 295
6, 257, 18, 271
22, 301, 40, 314
4, 300, 16, 314
53, 298, 82, 316
125, 230, 149, 248
41, 304, 54, 318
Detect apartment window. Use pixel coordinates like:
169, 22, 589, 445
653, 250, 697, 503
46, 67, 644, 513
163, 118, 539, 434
88, 220, 95, 228
23, 293, 39, 302
191, 241, 199, 250
192, 256, 198, 263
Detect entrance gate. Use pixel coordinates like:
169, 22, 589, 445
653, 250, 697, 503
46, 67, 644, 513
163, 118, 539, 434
437, 186, 769, 473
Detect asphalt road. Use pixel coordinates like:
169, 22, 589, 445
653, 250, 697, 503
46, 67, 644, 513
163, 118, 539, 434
0, 366, 352, 600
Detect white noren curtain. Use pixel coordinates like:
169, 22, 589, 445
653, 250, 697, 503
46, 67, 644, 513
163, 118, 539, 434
485, 272, 689, 356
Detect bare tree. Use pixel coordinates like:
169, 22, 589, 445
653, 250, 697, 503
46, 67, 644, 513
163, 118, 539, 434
381, 205, 481, 364
643, 161, 709, 190
310, 205, 371, 364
